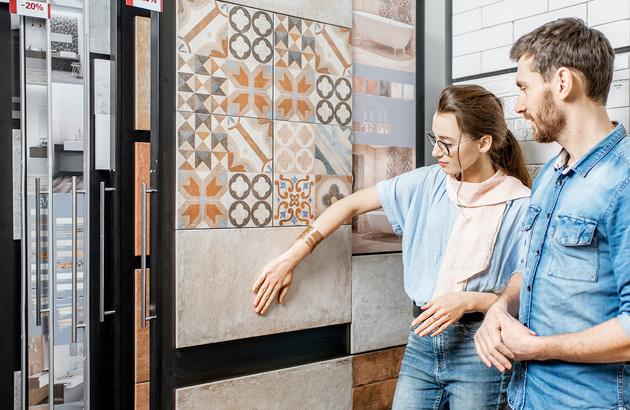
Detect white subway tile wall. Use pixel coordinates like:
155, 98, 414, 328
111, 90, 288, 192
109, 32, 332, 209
452, 1, 630, 167
453, 0, 630, 78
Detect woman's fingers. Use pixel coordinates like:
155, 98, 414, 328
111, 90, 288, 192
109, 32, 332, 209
252, 271, 267, 293
259, 284, 279, 315
417, 315, 448, 337
278, 286, 289, 304
253, 280, 270, 307
429, 320, 452, 337
411, 306, 436, 327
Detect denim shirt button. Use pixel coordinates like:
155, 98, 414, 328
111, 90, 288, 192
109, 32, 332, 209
535, 250, 540, 256
523, 322, 528, 328
546, 213, 550, 219
527, 285, 532, 291
557, 179, 563, 186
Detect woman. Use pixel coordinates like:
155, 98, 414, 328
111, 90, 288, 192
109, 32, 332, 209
252, 85, 531, 409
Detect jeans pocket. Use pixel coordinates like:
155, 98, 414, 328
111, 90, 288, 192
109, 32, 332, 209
458, 320, 482, 336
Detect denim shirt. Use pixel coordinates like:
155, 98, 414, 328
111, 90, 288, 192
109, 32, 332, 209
508, 123, 630, 410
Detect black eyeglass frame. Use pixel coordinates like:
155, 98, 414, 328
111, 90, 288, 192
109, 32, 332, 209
426, 131, 472, 156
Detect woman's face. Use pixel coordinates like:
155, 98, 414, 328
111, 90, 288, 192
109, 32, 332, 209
431, 112, 484, 177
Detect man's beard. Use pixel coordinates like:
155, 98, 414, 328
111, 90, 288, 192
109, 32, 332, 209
528, 88, 566, 143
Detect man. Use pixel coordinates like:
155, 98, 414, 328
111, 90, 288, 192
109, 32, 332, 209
474, 18, 630, 409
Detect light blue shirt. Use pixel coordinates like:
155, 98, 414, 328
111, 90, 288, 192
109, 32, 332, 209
508, 123, 630, 410
377, 164, 530, 305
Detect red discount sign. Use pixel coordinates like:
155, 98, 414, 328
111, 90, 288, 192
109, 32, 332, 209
9, 0, 51, 19
126, 0, 162, 12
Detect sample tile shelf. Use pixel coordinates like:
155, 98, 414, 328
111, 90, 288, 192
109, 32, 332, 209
176, 0, 354, 230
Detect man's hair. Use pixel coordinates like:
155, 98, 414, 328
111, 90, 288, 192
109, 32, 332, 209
510, 18, 614, 104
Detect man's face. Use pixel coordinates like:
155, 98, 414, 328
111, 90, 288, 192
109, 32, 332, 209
515, 57, 566, 143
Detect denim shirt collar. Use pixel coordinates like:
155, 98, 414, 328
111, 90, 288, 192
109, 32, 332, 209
553, 122, 627, 178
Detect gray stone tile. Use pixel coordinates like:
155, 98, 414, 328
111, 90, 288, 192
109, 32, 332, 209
350, 253, 410, 354
176, 357, 352, 410
176, 225, 352, 347
229, 0, 352, 28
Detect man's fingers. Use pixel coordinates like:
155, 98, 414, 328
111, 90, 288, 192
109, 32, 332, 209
474, 337, 493, 368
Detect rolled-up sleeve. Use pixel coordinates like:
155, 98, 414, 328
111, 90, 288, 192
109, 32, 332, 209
607, 179, 630, 339
376, 166, 437, 237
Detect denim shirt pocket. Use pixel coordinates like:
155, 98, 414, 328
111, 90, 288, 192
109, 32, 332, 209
548, 213, 599, 282
521, 205, 541, 233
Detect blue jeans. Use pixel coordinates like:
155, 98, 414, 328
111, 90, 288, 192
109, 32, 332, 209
392, 320, 511, 410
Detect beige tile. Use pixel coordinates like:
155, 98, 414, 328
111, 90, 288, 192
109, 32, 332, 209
134, 142, 151, 256
228, 0, 353, 28
176, 225, 352, 347
135, 17, 151, 131
351, 253, 410, 354
176, 357, 352, 409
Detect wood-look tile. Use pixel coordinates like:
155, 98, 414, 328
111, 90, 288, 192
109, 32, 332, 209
135, 16, 151, 131
135, 381, 150, 410
134, 142, 151, 256
135, 269, 150, 383
352, 346, 405, 387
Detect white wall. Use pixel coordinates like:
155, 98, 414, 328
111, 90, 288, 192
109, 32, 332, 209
452, 0, 630, 167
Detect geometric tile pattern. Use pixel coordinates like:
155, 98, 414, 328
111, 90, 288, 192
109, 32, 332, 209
274, 14, 316, 71
228, 5, 274, 64
210, 115, 273, 173
176, 2, 353, 229
177, 0, 229, 57
314, 23, 352, 77
274, 68, 316, 122
227, 59, 273, 119
177, 170, 273, 229
314, 74, 352, 126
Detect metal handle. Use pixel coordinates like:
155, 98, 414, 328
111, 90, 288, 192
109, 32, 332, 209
35, 178, 42, 326
141, 183, 157, 327
100, 182, 116, 322
72, 176, 79, 342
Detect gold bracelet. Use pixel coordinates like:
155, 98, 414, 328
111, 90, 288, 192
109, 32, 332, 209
298, 226, 324, 253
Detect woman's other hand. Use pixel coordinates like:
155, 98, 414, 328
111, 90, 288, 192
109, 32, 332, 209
411, 292, 474, 337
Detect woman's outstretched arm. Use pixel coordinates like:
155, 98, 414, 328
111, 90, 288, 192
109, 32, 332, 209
252, 185, 382, 314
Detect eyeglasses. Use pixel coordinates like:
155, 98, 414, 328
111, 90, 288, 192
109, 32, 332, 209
426, 131, 472, 156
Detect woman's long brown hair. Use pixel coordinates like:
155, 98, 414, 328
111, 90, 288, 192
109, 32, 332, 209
436, 85, 532, 188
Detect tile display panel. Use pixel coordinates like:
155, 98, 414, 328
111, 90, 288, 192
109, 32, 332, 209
176, 357, 352, 409
176, 0, 353, 230
175, 226, 351, 347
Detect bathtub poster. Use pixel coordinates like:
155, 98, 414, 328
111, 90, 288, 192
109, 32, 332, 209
352, 0, 416, 254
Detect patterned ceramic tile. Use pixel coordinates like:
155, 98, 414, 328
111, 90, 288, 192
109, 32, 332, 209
227, 5, 274, 64
314, 22, 352, 77
227, 59, 273, 119
274, 121, 316, 174
177, 53, 228, 115
177, 170, 273, 229
313, 74, 352, 126
313, 174, 352, 219
379, 81, 391, 97
391, 82, 403, 99
274, 14, 317, 71
177, 0, 229, 57
177, 111, 213, 172
273, 174, 315, 226
313, 124, 352, 176
274, 67, 317, 122
211, 115, 273, 173
177, 170, 229, 229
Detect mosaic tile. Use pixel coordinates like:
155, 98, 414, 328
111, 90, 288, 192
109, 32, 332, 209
274, 14, 317, 71
273, 174, 315, 226
313, 124, 352, 176
177, 53, 228, 115
353, 76, 365, 94
177, 170, 273, 229
274, 121, 316, 175
227, 59, 273, 119
314, 22, 352, 77
211, 115, 273, 173
314, 74, 352, 126
274, 67, 317, 122
177, 170, 229, 229
177, 0, 229, 57
227, 5, 274, 65
313, 174, 352, 219
177, 111, 213, 172
403, 83, 414, 100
